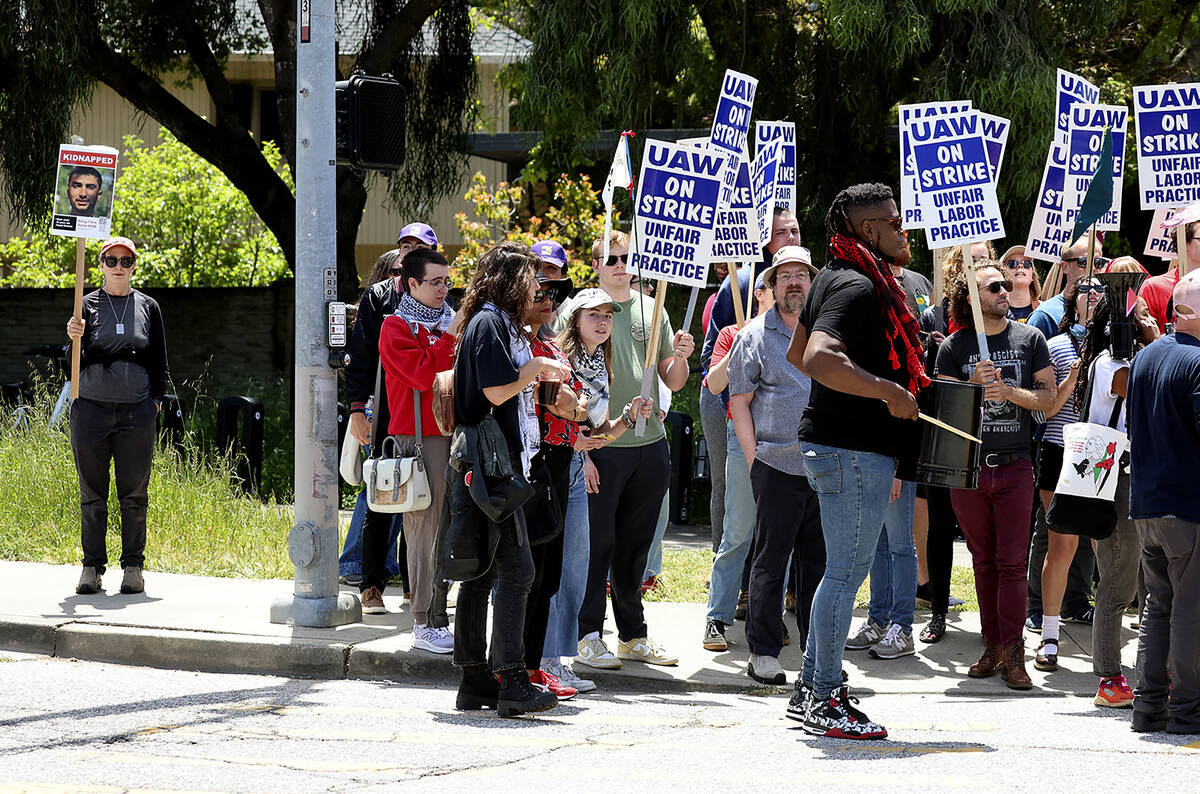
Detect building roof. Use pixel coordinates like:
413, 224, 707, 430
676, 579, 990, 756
233, 2, 531, 64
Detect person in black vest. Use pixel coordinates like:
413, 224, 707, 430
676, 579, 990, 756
66, 236, 169, 596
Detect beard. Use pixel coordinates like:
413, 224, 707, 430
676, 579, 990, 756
783, 290, 805, 314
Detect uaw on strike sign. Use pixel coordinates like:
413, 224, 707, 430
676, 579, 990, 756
631, 140, 727, 288
910, 112, 1004, 248
1134, 83, 1200, 209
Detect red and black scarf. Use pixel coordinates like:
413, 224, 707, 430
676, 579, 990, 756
828, 233, 931, 396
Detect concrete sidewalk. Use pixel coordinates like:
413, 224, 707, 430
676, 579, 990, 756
0, 559, 1135, 699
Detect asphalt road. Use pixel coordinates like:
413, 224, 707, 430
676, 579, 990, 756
1, 652, 1196, 792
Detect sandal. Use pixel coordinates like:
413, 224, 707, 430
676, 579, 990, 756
920, 613, 946, 643
1034, 639, 1059, 671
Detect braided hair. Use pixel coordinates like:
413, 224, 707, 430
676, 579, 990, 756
824, 183, 895, 243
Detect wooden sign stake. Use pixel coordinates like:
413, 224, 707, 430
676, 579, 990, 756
728, 263, 747, 329
634, 278, 669, 438
1178, 225, 1190, 277
70, 237, 85, 400
962, 242, 991, 362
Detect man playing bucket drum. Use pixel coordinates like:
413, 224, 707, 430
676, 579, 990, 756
936, 263, 1055, 691
786, 183, 924, 740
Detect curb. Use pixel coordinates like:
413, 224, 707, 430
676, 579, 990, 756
0, 617, 60, 655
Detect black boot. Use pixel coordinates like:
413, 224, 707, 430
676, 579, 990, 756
456, 665, 499, 711
497, 670, 557, 717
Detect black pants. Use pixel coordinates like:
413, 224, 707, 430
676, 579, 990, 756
746, 460, 825, 657
580, 438, 670, 641
522, 444, 572, 669
923, 485, 958, 614
1027, 506, 1096, 617
70, 397, 157, 574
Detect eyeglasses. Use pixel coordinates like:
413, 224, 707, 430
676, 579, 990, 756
1005, 259, 1034, 271
101, 255, 134, 269
532, 289, 550, 303
415, 277, 453, 289
774, 271, 810, 284
604, 254, 628, 268
866, 217, 904, 231
984, 280, 1013, 294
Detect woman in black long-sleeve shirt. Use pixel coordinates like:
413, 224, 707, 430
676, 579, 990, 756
65, 236, 169, 596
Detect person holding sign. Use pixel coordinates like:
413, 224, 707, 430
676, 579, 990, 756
1126, 271, 1200, 734
573, 231, 693, 671
786, 183, 925, 740
936, 264, 1055, 691
65, 237, 169, 597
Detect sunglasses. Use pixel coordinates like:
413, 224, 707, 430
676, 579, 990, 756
604, 254, 628, 268
101, 255, 135, 269
984, 279, 1014, 294
630, 277, 654, 293
866, 216, 904, 231
533, 289, 551, 303
1064, 256, 1112, 269
1005, 259, 1034, 271
1076, 282, 1103, 295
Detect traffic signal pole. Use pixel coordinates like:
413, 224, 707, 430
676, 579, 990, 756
270, 0, 361, 627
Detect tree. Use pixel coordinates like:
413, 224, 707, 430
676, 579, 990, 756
0, 0, 478, 298
517, 1, 1200, 268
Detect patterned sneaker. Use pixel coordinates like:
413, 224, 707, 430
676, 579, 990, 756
360, 586, 387, 614
785, 680, 814, 723
845, 619, 888, 651
544, 659, 596, 694
412, 623, 454, 654
576, 637, 622, 669
1095, 675, 1134, 708
703, 619, 728, 651
529, 669, 578, 700
617, 636, 678, 666
869, 623, 915, 659
802, 686, 888, 739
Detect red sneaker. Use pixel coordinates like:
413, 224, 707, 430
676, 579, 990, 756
1095, 675, 1134, 708
529, 669, 578, 700
640, 575, 660, 593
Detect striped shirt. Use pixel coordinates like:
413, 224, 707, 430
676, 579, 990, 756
1038, 329, 1083, 445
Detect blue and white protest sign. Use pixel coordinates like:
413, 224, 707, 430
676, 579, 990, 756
631, 139, 727, 288
1063, 104, 1127, 232
979, 112, 1011, 182
755, 121, 795, 214
680, 138, 760, 264
1025, 143, 1072, 263
1055, 68, 1100, 145
899, 101, 973, 229
707, 69, 757, 212
910, 112, 1004, 248
1144, 207, 1179, 259
751, 137, 783, 247
1133, 83, 1200, 209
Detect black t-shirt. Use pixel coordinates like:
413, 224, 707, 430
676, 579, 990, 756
797, 259, 920, 460
454, 309, 524, 467
1008, 304, 1035, 323
935, 321, 1051, 456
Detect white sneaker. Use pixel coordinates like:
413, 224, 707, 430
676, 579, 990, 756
576, 637, 622, 669
543, 659, 597, 693
412, 623, 454, 654
845, 618, 888, 650
747, 653, 786, 684
869, 623, 915, 659
616, 636, 678, 666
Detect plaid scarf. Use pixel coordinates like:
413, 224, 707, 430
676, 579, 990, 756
828, 233, 931, 395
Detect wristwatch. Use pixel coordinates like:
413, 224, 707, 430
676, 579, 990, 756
621, 402, 635, 428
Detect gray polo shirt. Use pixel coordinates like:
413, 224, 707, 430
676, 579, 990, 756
727, 306, 811, 476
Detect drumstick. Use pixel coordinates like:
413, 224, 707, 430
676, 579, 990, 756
918, 412, 982, 444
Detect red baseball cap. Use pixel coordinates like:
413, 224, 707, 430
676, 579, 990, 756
99, 236, 137, 259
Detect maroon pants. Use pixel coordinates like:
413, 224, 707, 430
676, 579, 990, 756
951, 459, 1035, 646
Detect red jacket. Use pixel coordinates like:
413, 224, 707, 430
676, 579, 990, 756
1139, 268, 1179, 334
379, 314, 456, 437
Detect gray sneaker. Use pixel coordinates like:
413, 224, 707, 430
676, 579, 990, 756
120, 566, 144, 594
747, 653, 786, 684
869, 623, 915, 659
845, 618, 888, 651
76, 566, 102, 595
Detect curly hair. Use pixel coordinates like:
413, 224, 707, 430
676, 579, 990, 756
457, 241, 537, 341
942, 241, 998, 292
823, 183, 894, 242
360, 249, 402, 306
947, 261, 1003, 330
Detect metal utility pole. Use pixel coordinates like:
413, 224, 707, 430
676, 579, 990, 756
271, 0, 361, 627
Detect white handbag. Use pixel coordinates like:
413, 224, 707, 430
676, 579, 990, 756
339, 423, 364, 486
364, 389, 432, 513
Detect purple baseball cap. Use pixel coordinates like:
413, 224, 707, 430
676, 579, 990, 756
396, 222, 438, 248
531, 239, 568, 268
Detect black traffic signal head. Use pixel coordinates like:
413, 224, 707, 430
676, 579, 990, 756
335, 72, 405, 171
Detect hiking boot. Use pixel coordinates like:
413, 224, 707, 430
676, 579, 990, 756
617, 636, 678, 666
360, 586, 387, 614
455, 667, 499, 710
75, 566, 102, 595
497, 670, 558, 717
576, 637, 621, 669
1034, 639, 1059, 672
119, 566, 144, 594
968, 643, 1003, 678
543, 659, 596, 694
845, 618, 888, 651
920, 613, 946, 644
1131, 708, 1169, 733
1095, 675, 1134, 708
869, 623, 915, 659
735, 590, 749, 620
999, 643, 1033, 690
802, 686, 888, 739
747, 654, 786, 685
413, 623, 454, 654
786, 680, 813, 723
703, 619, 728, 651
528, 669, 578, 700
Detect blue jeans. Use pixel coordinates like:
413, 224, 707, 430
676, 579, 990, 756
338, 489, 402, 579
867, 480, 918, 632
800, 443, 896, 698
544, 452, 590, 658
643, 493, 671, 579
705, 423, 756, 624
